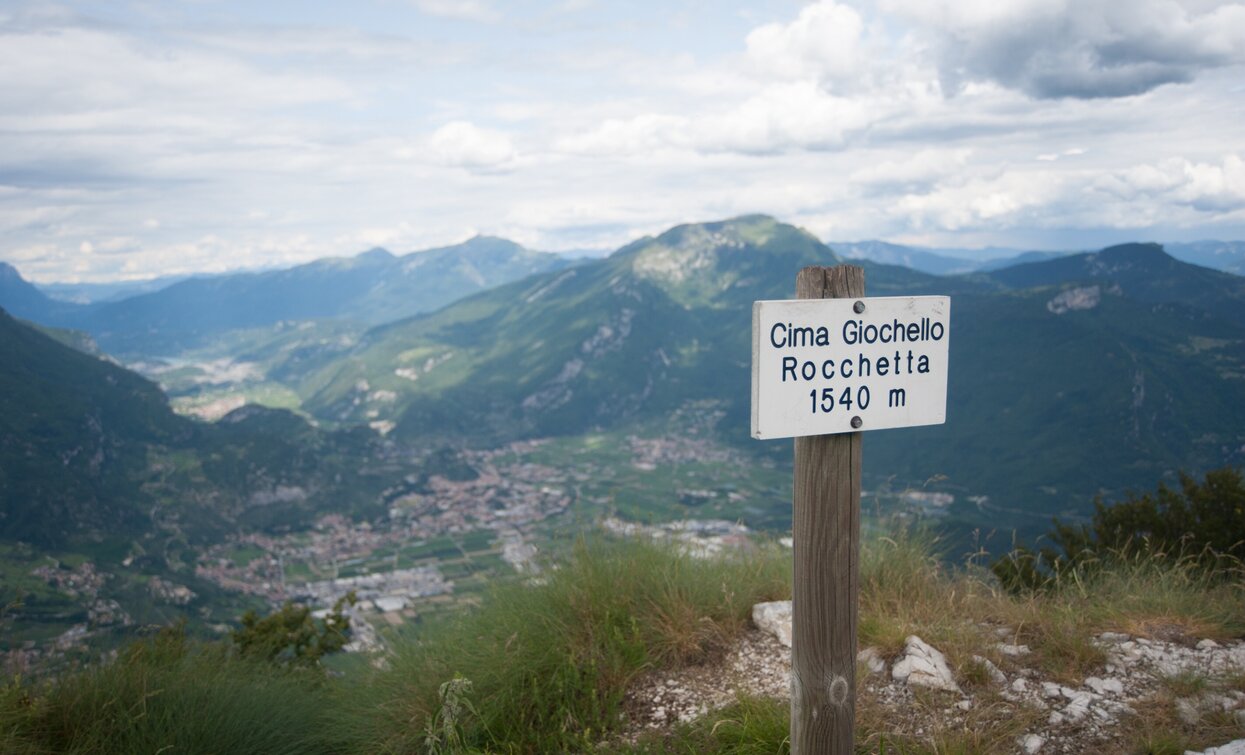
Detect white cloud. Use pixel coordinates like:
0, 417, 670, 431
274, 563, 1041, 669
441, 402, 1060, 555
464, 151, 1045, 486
745, 1, 865, 84
698, 81, 876, 154
411, 0, 500, 23
0, 26, 352, 119
1095, 155, 1245, 212
556, 113, 691, 156
2, 2, 1245, 282
850, 148, 973, 193
891, 171, 1072, 231
558, 81, 885, 157
426, 121, 518, 170
857, 153, 1245, 239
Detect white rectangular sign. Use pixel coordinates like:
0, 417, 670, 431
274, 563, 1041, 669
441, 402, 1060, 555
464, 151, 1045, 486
751, 295, 950, 439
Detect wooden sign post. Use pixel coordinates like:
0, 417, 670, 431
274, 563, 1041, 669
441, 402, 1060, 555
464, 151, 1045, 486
791, 265, 863, 754
751, 265, 950, 753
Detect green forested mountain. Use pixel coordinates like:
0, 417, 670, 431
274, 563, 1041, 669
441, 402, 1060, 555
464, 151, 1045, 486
0, 307, 191, 546
298, 216, 839, 439
0, 307, 389, 550
868, 289, 1245, 530
982, 242, 1245, 322
285, 217, 1245, 529
0, 306, 408, 654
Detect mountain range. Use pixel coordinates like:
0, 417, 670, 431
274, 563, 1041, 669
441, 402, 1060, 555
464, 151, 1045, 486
254, 218, 1245, 536
832, 239, 1245, 278
0, 236, 569, 356
3, 216, 1244, 545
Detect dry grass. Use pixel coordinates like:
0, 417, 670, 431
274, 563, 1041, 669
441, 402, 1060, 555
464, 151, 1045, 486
1108, 684, 1245, 755
8, 530, 1240, 754
855, 685, 1046, 755
855, 529, 1245, 688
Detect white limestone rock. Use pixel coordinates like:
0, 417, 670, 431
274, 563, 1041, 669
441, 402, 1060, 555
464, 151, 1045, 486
1085, 676, 1124, 696
892, 635, 961, 693
1186, 739, 1245, 755
1063, 693, 1092, 721
972, 655, 1007, 685
1047, 285, 1101, 314
751, 601, 792, 648
858, 647, 886, 675
997, 643, 1032, 656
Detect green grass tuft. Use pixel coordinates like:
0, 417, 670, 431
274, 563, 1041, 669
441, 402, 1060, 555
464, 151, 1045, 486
5, 531, 1243, 754
0, 627, 352, 755
617, 693, 790, 754
338, 536, 790, 753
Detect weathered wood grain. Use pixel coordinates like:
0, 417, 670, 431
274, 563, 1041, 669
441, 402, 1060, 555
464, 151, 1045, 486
791, 264, 864, 755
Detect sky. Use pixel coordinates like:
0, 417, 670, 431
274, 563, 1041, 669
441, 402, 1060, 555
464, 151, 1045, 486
2, 0, 1245, 283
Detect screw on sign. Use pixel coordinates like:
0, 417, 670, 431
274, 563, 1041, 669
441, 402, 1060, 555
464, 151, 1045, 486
751, 265, 950, 753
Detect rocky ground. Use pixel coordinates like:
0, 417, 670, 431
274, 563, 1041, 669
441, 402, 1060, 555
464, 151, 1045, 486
621, 601, 1245, 754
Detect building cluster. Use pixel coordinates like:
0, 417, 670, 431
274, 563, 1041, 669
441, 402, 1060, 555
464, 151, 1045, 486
293, 565, 449, 610
9, 432, 778, 669
601, 517, 753, 558
30, 561, 107, 599
193, 443, 575, 635
627, 434, 746, 471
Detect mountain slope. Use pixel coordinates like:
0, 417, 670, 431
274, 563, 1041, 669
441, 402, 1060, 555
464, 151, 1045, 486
868, 289, 1245, 524
0, 307, 389, 550
299, 216, 856, 440
975, 250, 1071, 272
983, 243, 1245, 323
0, 307, 191, 545
0, 307, 417, 654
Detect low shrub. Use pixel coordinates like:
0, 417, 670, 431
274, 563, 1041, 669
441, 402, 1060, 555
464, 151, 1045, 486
992, 467, 1245, 592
